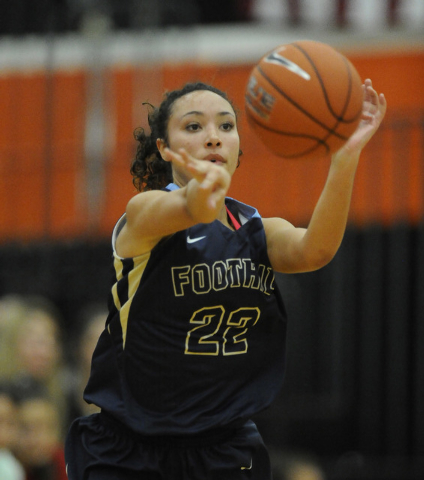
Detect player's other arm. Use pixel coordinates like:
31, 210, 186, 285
264, 80, 387, 274
263, 155, 358, 274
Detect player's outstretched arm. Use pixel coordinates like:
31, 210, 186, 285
116, 148, 231, 258
264, 80, 387, 274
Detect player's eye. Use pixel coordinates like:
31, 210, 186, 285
221, 122, 234, 131
186, 123, 201, 132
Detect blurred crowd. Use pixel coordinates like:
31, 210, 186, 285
0, 294, 106, 480
0, 0, 417, 36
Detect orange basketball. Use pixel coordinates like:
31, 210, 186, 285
245, 40, 363, 160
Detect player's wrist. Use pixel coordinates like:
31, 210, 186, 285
330, 148, 360, 174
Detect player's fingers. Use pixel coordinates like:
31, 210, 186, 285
165, 148, 207, 182
164, 147, 185, 166
378, 93, 387, 111
198, 167, 224, 191
176, 149, 203, 173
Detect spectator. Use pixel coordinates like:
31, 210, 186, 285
271, 450, 326, 480
0, 296, 28, 380
13, 396, 67, 480
0, 384, 25, 480
66, 304, 107, 424
0, 295, 69, 440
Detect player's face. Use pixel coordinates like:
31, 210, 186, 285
163, 90, 240, 184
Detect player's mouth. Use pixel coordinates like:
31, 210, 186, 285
204, 154, 226, 165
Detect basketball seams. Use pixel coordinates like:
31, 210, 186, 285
339, 56, 363, 123
245, 103, 329, 142
342, 55, 362, 123
292, 42, 361, 125
245, 106, 331, 158
339, 55, 353, 121
255, 65, 349, 141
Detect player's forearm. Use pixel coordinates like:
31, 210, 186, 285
301, 151, 360, 266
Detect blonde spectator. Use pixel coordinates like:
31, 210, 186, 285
0, 295, 69, 440
0, 295, 28, 379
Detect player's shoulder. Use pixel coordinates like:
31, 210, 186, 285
262, 217, 295, 234
125, 182, 178, 210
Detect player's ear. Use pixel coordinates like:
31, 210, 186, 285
156, 138, 170, 162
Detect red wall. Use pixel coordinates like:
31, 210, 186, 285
0, 48, 423, 241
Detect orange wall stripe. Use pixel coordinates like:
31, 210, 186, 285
0, 49, 423, 241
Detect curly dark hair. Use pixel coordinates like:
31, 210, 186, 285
131, 82, 236, 192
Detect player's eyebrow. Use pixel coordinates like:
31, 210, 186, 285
182, 110, 235, 118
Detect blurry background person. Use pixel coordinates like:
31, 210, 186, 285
0, 383, 25, 480
271, 450, 326, 480
0, 296, 28, 379
0, 295, 70, 440
65, 304, 107, 424
13, 396, 67, 480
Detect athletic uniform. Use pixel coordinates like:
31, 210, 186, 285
65, 184, 288, 480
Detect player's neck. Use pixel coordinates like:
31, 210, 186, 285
217, 206, 235, 231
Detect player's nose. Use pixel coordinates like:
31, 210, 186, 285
205, 128, 221, 147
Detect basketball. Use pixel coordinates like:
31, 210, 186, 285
245, 40, 363, 160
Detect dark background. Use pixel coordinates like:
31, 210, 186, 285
1, 223, 423, 479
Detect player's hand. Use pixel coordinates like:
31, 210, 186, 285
164, 147, 231, 221
336, 79, 387, 157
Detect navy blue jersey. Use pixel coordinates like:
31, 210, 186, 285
84, 184, 287, 436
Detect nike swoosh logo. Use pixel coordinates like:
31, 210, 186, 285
265, 50, 311, 81
241, 459, 253, 470
187, 235, 206, 244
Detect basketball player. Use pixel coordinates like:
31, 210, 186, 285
65, 80, 386, 479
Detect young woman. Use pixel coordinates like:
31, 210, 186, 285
65, 80, 386, 480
